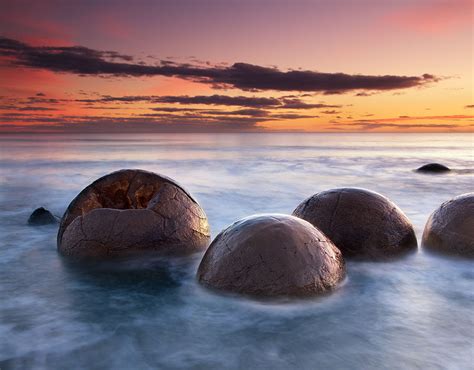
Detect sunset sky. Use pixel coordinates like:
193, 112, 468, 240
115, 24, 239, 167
0, 0, 472, 133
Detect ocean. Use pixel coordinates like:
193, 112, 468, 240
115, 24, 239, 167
0, 133, 473, 369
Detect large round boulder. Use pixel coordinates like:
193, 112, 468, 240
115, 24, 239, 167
422, 193, 474, 257
292, 188, 417, 260
416, 163, 451, 173
58, 169, 210, 258
197, 214, 346, 297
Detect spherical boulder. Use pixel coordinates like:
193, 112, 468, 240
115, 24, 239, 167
292, 188, 417, 260
422, 193, 474, 257
58, 169, 210, 258
197, 214, 346, 297
28, 207, 58, 225
416, 163, 451, 173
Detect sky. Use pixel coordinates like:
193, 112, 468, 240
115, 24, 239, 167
0, 0, 472, 133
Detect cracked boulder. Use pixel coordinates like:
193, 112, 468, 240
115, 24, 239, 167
57, 169, 210, 258
293, 188, 417, 260
197, 214, 346, 297
422, 193, 474, 257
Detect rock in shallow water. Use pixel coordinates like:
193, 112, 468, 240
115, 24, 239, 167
197, 214, 346, 297
422, 193, 474, 258
293, 188, 417, 260
28, 207, 58, 225
416, 163, 451, 173
57, 169, 210, 258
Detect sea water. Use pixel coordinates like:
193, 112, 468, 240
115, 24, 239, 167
0, 133, 473, 369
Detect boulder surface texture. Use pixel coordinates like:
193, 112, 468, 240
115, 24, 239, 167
197, 214, 346, 297
422, 193, 474, 257
293, 188, 417, 260
58, 169, 210, 258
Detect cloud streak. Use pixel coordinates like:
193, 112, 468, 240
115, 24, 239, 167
77, 94, 342, 110
0, 111, 268, 133
0, 37, 439, 94
0, 105, 57, 111
337, 122, 463, 130
0, 105, 315, 133
152, 95, 280, 107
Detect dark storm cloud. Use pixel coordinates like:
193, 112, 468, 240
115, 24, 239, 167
0, 37, 439, 93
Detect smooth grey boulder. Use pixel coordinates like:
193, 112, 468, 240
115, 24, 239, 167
293, 188, 417, 260
416, 163, 451, 173
197, 214, 346, 297
28, 207, 58, 225
58, 169, 210, 258
422, 193, 474, 257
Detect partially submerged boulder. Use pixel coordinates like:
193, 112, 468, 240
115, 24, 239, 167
28, 207, 58, 226
416, 163, 451, 173
293, 188, 417, 260
422, 193, 474, 257
58, 169, 210, 258
197, 214, 346, 297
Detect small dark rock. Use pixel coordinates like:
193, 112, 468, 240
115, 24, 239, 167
416, 163, 451, 173
422, 193, 474, 257
197, 214, 346, 297
28, 207, 58, 226
293, 188, 417, 260
57, 169, 211, 259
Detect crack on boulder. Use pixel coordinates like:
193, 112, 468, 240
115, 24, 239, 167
292, 188, 417, 261
57, 169, 210, 258
197, 214, 346, 297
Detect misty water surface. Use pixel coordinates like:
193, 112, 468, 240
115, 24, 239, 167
0, 133, 473, 369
